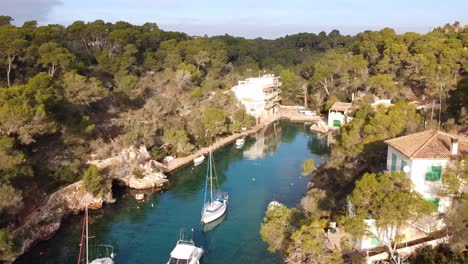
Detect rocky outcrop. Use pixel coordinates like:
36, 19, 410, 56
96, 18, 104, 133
88, 145, 168, 190
128, 160, 168, 189
310, 120, 329, 134
2, 145, 168, 263
3, 181, 114, 263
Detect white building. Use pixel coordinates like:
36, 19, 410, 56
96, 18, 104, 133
231, 74, 282, 123
327, 102, 353, 129
357, 219, 396, 250
384, 130, 468, 213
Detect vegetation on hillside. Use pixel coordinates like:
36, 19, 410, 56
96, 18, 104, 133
0, 14, 466, 260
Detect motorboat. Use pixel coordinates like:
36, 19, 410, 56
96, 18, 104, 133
135, 193, 145, 201
167, 230, 203, 264
235, 138, 245, 147
193, 155, 205, 166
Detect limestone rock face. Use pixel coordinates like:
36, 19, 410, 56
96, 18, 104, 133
89, 145, 168, 190
6, 181, 114, 263
5, 145, 167, 262
310, 120, 329, 134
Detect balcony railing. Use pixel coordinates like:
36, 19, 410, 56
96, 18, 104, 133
264, 93, 277, 100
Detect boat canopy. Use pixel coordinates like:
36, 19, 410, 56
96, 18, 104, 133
170, 243, 194, 260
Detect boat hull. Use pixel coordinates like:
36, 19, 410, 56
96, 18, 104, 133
193, 156, 205, 166
235, 139, 245, 146
201, 200, 227, 224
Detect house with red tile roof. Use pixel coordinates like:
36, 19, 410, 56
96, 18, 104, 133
384, 130, 468, 213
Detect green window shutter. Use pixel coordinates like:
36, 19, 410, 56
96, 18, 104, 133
333, 120, 341, 127
425, 166, 442, 181
425, 198, 440, 213
370, 237, 379, 246
401, 160, 407, 172
391, 153, 397, 171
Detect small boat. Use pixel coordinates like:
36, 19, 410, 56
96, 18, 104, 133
167, 229, 203, 264
135, 193, 145, 201
193, 155, 205, 166
201, 150, 229, 224
235, 138, 245, 147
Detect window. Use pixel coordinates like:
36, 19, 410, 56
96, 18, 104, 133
425, 166, 442, 181
425, 198, 440, 213
391, 153, 397, 171
401, 160, 407, 172
333, 120, 341, 127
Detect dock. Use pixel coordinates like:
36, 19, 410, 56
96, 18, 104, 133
159, 106, 323, 173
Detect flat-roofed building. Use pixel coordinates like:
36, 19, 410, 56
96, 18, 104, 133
327, 102, 353, 129
231, 74, 282, 123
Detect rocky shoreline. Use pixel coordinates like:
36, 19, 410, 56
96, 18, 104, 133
5, 112, 320, 263
3, 146, 168, 263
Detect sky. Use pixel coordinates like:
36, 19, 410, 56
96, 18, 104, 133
1, 0, 467, 39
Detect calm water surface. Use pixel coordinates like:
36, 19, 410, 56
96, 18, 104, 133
16, 121, 330, 264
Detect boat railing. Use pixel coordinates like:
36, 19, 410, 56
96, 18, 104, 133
94, 244, 116, 259
177, 239, 195, 246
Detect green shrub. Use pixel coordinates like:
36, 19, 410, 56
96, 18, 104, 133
132, 168, 144, 179
0, 228, 17, 258
82, 165, 109, 197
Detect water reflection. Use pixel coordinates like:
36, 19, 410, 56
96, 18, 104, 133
244, 122, 282, 160
203, 212, 227, 232
16, 121, 330, 264
307, 133, 331, 156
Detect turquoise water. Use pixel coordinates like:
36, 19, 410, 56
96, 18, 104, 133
16, 121, 330, 264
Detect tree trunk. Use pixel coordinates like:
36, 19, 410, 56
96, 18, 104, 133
303, 83, 308, 108
49, 65, 60, 77
319, 80, 330, 96
6, 55, 15, 87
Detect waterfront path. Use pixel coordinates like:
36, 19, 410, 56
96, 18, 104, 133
160, 106, 323, 173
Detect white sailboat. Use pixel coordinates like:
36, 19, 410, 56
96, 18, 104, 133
167, 229, 203, 264
78, 203, 115, 264
201, 150, 229, 224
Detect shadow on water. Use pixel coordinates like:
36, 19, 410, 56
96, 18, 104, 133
16, 120, 330, 264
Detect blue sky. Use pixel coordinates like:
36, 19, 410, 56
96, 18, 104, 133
3, 0, 467, 38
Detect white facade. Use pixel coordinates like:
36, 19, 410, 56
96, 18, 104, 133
328, 111, 345, 128
327, 102, 353, 129
358, 219, 396, 250
386, 146, 452, 213
231, 74, 281, 122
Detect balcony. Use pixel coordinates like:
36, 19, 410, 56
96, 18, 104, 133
265, 101, 277, 109
264, 93, 277, 101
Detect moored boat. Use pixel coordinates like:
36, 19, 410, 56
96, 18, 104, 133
167, 230, 203, 264
235, 138, 245, 147
135, 193, 145, 201
201, 150, 229, 224
193, 155, 205, 166
78, 202, 116, 264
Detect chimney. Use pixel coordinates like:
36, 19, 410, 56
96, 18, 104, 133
450, 137, 459, 156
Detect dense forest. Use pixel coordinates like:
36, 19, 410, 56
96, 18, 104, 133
0, 14, 467, 259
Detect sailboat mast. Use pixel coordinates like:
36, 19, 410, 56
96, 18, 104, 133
85, 205, 89, 264
210, 150, 213, 203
